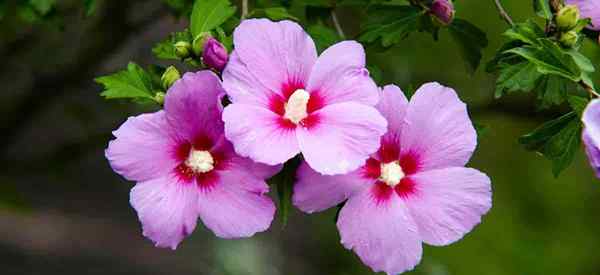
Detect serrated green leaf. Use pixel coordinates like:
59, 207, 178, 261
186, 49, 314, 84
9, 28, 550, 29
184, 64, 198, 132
503, 20, 545, 45
533, 0, 552, 20
30, 0, 56, 15
486, 40, 524, 72
568, 95, 589, 117
519, 112, 582, 177
506, 40, 581, 81
190, 0, 236, 37
307, 24, 340, 53
545, 118, 582, 177
264, 7, 298, 21
95, 62, 156, 101
448, 19, 489, 73
566, 50, 595, 73
535, 75, 570, 109
359, 5, 420, 48
495, 62, 542, 98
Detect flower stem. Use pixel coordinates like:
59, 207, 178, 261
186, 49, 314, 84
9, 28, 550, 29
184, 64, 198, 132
242, 0, 248, 19
581, 81, 600, 98
331, 9, 346, 39
493, 0, 514, 26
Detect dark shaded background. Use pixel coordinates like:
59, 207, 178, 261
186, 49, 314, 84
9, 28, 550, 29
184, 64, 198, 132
1, 0, 600, 274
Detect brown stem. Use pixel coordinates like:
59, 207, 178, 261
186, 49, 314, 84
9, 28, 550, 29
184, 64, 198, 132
493, 0, 514, 26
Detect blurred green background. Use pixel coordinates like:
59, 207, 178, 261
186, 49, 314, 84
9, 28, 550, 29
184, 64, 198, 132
1, 0, 600, 274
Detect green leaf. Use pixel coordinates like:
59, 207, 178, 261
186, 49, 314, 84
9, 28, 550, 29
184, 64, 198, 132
545, 118, 582, 177
503, 20, 545, 45
307, 24, 340, 53
495, 62, 542, 98
506, 39, 581, 81
84, 0, 97, 16
519, 112, 582, 177
486, 40, 524, 72
566, 50, 595, 73
29, 0, 56, 15
359, 5, 420, 48
264, 7, 298, 21
448, 19, 489, 73
190, 0, 236, 37
95, 62, 156, 101
533, 0, 552, 20
535, 75, 570, 109
568, 95, 589, 117
520, 112, 577, 151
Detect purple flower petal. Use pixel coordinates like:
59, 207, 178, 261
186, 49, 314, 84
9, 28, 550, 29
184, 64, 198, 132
223, 51, 279, 107
400, 82, 477, 171
164, 71, 225, 143
307, 41, 379, 107
566, 0, 600, 30
130, 174, 199, 249
376, 84, 409, 138
106, 111, 179, 182
297, 102, 387, 175
337, 186, 422, 275
293, 161, 372, 213
231, 19, 317, 94
407, 167, 492, 246
197, 169, 276, 238
582, 99, 600, 177
222, 103, 300, 165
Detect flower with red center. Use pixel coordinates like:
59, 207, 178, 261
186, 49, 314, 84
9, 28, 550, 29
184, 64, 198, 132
222, 19, 387, 175
293, 83, 492, 274
566, 0, 600, 30
105, 71, 280, 249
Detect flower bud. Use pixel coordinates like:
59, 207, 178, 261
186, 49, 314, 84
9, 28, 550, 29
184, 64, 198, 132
161, 66, 181, 90
430, 0, 455, 26
174, 41, 192, 59
154, 92, 166, 105
556, 5, 580, 30
559, 30, 579, 48
202, 37, 229, 72
192, 32, 212, 56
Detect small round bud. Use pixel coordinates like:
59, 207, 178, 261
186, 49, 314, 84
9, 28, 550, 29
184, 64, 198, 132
556, 5, 580, 30
202, 37, 229, 72
154, 92, 166, 105
430, 0, 455, 26
560, 30, 579, 48
161, 66, 181, 90
174, 41, 192, 59
192, 32, 212, 56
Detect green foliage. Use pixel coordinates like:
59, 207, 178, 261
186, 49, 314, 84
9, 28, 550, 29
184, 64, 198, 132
494, 62, 542, 98
519, 112, 582, 177
190, 0, 237, 37
359, 5, 421, 47
30, 0, 56, 15
95, 62, 161, 103
269, 157, 301, 228
264, 7, 299, 21
307, 24, 340, 53
448, 19, 489, 73
83, 0, 97, 16
533, 0, 552, 20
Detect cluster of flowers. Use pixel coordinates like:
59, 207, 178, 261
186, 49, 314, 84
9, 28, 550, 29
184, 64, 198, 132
106, 19, 492, 274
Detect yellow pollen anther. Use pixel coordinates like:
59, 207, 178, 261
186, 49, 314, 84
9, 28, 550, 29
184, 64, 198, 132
379, 161, 405, 187
185, 150, 214, 173
284, 89, 310, 124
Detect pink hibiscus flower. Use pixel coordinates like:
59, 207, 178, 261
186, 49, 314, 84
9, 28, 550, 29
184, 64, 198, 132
105, 71, 280, 249
582, 99, 600, 178
222, 19, 387, 175
293, 83, 492, 274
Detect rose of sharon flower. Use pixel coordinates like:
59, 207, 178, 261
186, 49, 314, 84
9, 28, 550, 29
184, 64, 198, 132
293, 83, 492, 274
106, 71, 280, 249
566, 0, 600, 30
582, 99, 600, 178
222, 19, 387, 175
